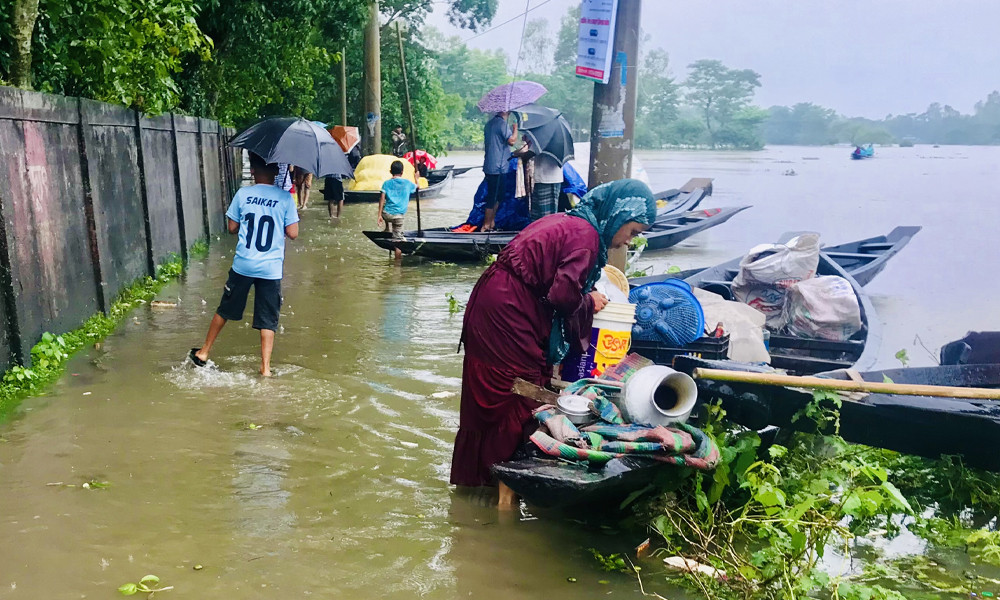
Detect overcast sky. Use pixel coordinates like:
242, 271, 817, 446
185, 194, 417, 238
427, 0, 1000, 119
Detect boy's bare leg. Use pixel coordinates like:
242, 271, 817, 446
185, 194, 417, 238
259, 328, 275, 377
337, 199, 344, 219
196, 314, 227, 362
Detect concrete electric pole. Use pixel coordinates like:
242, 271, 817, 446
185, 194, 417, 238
587, 0, 641, 269
362, 0, 382, 155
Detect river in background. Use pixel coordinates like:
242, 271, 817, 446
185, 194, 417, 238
0, 145, 998, 599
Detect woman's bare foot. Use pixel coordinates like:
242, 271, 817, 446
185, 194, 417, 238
497, 482, 517, 509
260, 366, 272, 377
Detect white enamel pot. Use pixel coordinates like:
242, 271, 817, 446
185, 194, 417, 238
619, 366, 698, 426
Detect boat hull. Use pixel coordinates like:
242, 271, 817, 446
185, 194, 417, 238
344, 171, 452, 203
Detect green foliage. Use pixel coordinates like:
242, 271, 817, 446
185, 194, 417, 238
587, 548, 633, 573
635, 400, 916, 600
189, 239, 209, 259
0, 255, 184, 420
684, 59, 763, 149
635, 49, 680, 148
118, 574, 172, 597
764, 103, 840, 146
445, 292, 464, 315
894, 348, 909, 366
30, 0, 210, 113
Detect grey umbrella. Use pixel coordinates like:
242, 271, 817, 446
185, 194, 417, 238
229, 117, 354, 178
519, 108, 575, 165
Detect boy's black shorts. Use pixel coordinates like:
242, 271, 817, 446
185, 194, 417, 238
216, 269, 282, 331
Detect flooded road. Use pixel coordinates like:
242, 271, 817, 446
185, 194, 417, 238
1, 145, 998, 599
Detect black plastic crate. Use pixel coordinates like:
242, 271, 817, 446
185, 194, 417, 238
630, 334, 730, 364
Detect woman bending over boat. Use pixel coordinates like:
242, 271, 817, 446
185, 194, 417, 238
450, 179, 657, 506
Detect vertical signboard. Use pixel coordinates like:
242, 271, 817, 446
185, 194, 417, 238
575, 0, 620, 84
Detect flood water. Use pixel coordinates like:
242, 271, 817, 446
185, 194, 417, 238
1, 145, 999, 599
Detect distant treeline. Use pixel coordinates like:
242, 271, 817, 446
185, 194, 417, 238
764, 96, 1000, 147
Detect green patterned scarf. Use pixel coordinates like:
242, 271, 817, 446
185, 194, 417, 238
547, 179, 656, 365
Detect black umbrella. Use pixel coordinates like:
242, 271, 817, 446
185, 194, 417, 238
229, 117, 354, 178
520, 111, 575, 166
514, 103, 560, 129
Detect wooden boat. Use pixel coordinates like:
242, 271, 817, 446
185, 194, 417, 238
672, 357, 1000, 473
631, 226, 920, 288
819, 226, 921, 286
492, 454, 669, 510
429, 165, 478, 178
343, 169, 453, 203
361, 184, 718, 261
644, 206, 751, 251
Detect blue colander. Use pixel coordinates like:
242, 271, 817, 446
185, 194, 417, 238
629, 281, 705, 346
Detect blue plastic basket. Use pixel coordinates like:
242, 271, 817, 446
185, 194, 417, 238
629, 281, 705, 347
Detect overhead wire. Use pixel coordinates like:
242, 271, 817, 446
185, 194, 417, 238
463, 0, 556, 43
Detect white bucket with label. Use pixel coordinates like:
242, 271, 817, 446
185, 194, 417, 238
561, 302, 637, 381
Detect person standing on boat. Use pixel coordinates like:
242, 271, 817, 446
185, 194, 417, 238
481, 112, 517, 232
513, 136, 562, 221
391, 125, 408, 157
450, 179, 657, 506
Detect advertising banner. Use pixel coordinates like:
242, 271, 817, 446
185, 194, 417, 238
575, 0, 620, 84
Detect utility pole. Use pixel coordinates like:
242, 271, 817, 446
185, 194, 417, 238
339, 47, 348, 126
362, 0, 382, 155
588, 0, 641, 270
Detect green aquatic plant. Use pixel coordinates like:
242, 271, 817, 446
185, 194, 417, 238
189, 239, 210, 259
446, 292, 465, 315
894, 349, 909, 366
0, 254, 186, 420
118, 574, 172, 597
634, 396, 916, 600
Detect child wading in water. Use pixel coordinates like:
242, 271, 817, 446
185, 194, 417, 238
190, 152, 299, 376
377, 160, 417, 260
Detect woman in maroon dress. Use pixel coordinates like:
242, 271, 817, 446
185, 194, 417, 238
450, 179, 657, 505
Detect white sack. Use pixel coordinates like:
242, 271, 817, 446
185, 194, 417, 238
693, 288, 770, 363
783, 276, 862, 341
732, 233, 820, 328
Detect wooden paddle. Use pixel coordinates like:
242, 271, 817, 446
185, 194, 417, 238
692, 368, 1000, 401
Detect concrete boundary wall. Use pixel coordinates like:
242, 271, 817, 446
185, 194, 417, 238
0, 86, 240, 367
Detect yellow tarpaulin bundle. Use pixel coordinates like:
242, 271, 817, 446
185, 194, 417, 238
347, 154, 427, 191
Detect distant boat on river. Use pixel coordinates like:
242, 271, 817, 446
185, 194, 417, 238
851, 144, 875, 160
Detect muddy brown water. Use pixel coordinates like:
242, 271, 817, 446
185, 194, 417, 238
1, 145, 999, 599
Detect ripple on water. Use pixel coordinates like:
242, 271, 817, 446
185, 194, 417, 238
164, 360, 260, 389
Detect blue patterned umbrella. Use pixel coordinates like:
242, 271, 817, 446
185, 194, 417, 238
477, 81, 547, 113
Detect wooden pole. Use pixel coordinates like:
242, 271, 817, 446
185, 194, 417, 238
340, 47, 348, 126
395, 21, 422, 234
588, 0, 641, 272
362, 0, 381, 155
692, 368, 1000, 401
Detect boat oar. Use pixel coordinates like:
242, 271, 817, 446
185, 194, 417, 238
691, 368, 1000, 401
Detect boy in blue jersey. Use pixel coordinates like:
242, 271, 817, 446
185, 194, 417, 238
377, 160, 417, 259
190, 152, 299, 376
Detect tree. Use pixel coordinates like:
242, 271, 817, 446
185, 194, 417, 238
763, 102, 839, 146
684, 59, 761, 148
517, 18, 553, 75
635, 48, 680, 148
29, 0, 210, 113
9, 0, 40, 87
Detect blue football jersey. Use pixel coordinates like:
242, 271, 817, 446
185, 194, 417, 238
225, 184, 299, 280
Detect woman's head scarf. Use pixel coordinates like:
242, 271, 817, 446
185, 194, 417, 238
548, 178, 657, 365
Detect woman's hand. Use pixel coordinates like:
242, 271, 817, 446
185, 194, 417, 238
589, 291, 609, 312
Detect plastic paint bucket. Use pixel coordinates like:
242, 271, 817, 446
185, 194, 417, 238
561, 302, 637, 381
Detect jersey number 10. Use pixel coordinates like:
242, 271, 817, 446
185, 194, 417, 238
244, 213, 276, 252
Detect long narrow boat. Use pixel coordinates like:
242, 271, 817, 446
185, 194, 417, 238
362, 203, 746, 262
344, 169, 453, 203
672, 357, 1000, 473
429, 165, 478, 178
644, 206, 751, 251
361, 182, 715, 261
820, 226, 921, 286
631, 226, 920, 288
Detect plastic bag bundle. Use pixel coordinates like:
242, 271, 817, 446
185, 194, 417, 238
732, 233, 820, 328
783, 276, 862, 341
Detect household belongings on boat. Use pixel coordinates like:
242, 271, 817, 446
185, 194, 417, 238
344, 154, 453, 202
493, 356, 720, 508
629, 233, 879, 375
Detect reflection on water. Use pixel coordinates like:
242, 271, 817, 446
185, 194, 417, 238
0, 146, 998, 598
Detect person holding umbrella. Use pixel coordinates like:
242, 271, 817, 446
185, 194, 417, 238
481, 112, 517, 232
190, 152, 299, 377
